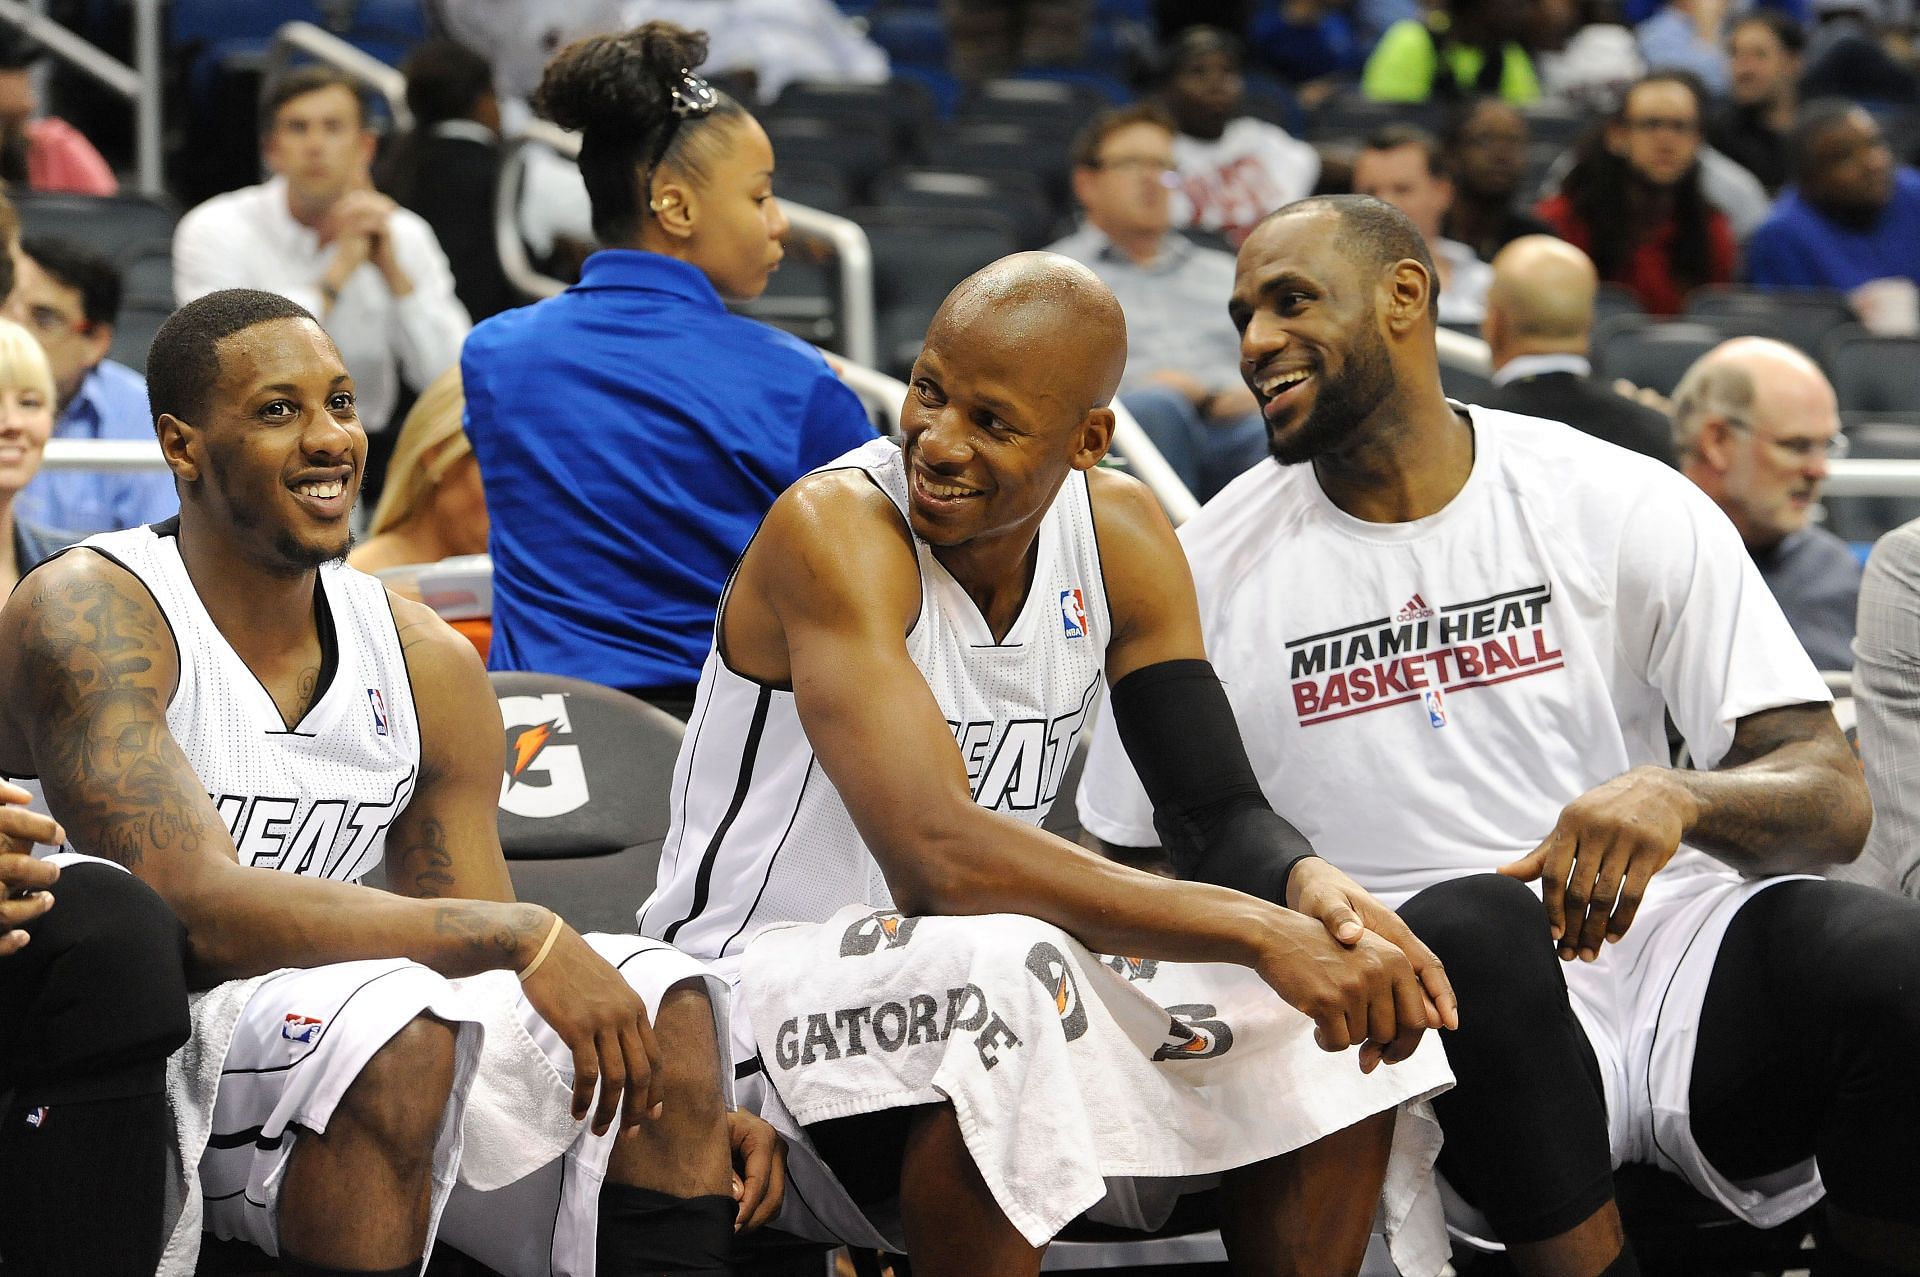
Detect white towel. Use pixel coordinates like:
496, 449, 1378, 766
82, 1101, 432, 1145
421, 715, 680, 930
451, 970, 589, 1191
745, 905, 1455, 1276
157, 973, 277, 1277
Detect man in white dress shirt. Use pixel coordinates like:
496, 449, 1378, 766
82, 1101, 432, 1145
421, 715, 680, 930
173, 67, 470, 490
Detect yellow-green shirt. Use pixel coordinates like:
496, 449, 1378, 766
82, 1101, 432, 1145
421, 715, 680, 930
1361, 19, 1541, 103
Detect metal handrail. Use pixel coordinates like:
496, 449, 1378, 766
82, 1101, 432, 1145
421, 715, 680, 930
493, 127, 878, 366
0, 0, 162, 198
263, 21, 411, 133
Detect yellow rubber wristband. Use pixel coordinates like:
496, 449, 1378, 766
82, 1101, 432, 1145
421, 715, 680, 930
517, 914, 565, 981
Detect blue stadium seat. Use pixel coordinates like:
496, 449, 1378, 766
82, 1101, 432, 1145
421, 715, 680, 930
766, 114, 898, 202
770, 78, 937, 154
874, 167, 1058, 248
868, 9, 950, 68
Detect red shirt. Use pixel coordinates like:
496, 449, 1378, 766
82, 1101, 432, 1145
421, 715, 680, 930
1536, 193, 1735, 316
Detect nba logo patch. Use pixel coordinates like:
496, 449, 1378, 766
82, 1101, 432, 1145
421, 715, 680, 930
24, 1106, 47, 1128
367, 688, 389, 736
1423, 688, 1448, 729
282, 1013, 324, 1044
1059, 588, 1087, 639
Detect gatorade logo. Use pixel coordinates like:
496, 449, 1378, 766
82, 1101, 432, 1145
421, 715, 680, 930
1152, 1004, 1234, 1061
1024, 941, 1088, 1041
498, 693, 590, 818
839, 910, 921, 957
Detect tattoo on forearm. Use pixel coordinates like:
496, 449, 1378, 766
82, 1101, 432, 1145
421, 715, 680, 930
21, 578, 225, 870
393, 816, 457, 897
432, 899, 545, 967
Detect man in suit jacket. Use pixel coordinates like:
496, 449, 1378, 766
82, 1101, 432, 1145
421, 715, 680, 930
1480, 235, 1676, 465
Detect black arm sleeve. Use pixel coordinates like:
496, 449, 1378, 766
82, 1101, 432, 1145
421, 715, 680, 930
1107, 658, 1317, 905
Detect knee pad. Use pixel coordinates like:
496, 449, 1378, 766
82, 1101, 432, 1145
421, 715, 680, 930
1399, 874, 1562, 1013
0, 863, 191, 1093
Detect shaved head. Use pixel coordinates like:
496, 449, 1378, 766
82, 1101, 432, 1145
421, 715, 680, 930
1488, 236, 1597, 343
931, 251, 1130, 417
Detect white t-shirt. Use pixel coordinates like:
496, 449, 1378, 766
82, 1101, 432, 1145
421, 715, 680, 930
1077, 406, 1829, 908
1170, 118, 1321, 245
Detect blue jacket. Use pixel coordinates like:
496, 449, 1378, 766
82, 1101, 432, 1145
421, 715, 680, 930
1747, 168, 1920, 292
462, 250, 878, 693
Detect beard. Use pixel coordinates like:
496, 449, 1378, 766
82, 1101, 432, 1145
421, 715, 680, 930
211, 460, 354, 573
1267, 321, 1397, 466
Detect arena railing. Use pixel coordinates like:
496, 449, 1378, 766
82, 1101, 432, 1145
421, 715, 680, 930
0, 0, 162, 198
263, 21, 411, 132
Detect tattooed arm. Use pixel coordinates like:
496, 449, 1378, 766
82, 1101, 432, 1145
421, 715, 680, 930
383, 597, 515, 903
0, 556, 665, 1133
1501, 702, 1870, 962
0, 551, 553, 982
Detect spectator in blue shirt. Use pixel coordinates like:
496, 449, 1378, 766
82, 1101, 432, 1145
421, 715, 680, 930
462, 22, 874, 717
1747, 101, 1920, 297
6, 237, 174, 534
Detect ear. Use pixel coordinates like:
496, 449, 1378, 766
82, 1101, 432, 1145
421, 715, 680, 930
1604, 120, 1629, 157
82, 320, 112, 369
155, 412, 201, 485
355, 129, 377, 173
1481, 298, 1506, 352
1695, 416, 1737, 472
1070, 406, 1116, 472
1436, 173, 1456, 212
650, 171, 697, 242
1070, 165, 1097, 210
1382, 259, 1432, 335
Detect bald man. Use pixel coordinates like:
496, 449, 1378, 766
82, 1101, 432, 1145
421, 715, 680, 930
639, 252, 1459, 1276
1481, 236, 1675, 465
1674, 337, 1861, 670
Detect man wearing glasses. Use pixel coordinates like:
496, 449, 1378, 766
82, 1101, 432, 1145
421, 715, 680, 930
7, 236, 175, 534
1049, 103, 1269, 500
1674, 337, 1859, 671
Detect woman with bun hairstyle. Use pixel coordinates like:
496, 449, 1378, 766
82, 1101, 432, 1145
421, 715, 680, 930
461, 22, 874, 720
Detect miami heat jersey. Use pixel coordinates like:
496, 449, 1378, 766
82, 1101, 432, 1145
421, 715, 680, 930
26, 523, 421, 882
640, 438, 1111, 969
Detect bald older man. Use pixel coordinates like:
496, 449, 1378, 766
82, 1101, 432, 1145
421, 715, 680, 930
1481, 236, 1675, 465
640, 251, 1458, 1276
1674, 337, 1861, 671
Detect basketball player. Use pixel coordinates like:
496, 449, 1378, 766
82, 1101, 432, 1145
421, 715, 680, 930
0, 289, 774, 1277
640, 253, 1461, 1277
1078, 196, 1916, 1277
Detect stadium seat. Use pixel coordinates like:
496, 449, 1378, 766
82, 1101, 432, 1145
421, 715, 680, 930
1824, 327, 1920, 414
857, 206, 1021, 377
1592, 283, 1647, 329
1304, 92, 1442, 143
1441, 359, 1497, 405
1592, 318, 1725, 396
1823, 418, 1920, 544
867, 8, 950, 69
765, 114, 897, 203
113, 302, 171, 373
770, 79, 936, 156
488, 671, 685, 934
13, 192, 179, 262
939, 120, 1075, 207
959, 77, 1108, 137
874, 166, 1057, 248
775, 160, 853, 215
1685, 286, 1856, 360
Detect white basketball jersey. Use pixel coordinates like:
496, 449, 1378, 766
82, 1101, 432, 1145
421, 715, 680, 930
639, 438, 1112, 968
21, 524, 422, 881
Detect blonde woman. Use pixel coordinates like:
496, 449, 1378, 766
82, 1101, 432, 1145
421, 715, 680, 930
0, 315, 73, 595
348, 365, 487, 581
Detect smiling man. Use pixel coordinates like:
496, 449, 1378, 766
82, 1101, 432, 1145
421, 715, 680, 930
1674, 337, 1860, 671
639, 251, 1458, 1276
0, 289, 773, 1277
1080, 196, 1908, 1277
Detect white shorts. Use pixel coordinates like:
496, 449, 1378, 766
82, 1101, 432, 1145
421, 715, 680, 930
198, 958, 485, 1257
435, 934, 732, 1277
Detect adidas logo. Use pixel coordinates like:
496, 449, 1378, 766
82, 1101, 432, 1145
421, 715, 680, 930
1397, 593, 1435, 621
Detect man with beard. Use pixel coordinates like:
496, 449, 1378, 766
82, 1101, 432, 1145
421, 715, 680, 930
1746, 101, 1920, 302
640, 251, 1460, 1277
1080, 196, 1920, 1277
0, 288, 775, 1277
1440, 98, 1555, 263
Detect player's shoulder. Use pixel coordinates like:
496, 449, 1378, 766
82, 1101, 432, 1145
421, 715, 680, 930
386, 591, 490, 702
1175, 455, 1311, 576
1474, 403, 1694, 509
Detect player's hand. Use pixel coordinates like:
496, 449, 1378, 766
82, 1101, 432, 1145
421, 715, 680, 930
1287, 857, 1458, 1037
0, 780, 62, 956
1252, 910, 1434, 1073
518, 920, 664, 1136
728, 1108, 787, 1232
1497, 766, 1691, 961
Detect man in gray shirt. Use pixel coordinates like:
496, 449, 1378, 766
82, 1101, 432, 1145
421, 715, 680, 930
1048, 104, 1267, 500
1674, 338, 1861, 671
1835, 518, 1920, 894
